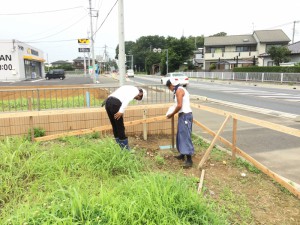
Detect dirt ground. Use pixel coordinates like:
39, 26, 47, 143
129, 135, 300, 225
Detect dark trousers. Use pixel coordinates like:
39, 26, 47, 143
105, 97, 126, 140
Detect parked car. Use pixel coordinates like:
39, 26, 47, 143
161, 72, 189, 87
45, 69, 65, 80
126, 69, 134, 78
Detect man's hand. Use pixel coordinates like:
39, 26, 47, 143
166, 114, 173, 119
114, 112, 123, 120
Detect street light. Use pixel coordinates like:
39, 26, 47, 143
153, 48, 168, 74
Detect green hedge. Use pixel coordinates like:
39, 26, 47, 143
233, 66, 300, 73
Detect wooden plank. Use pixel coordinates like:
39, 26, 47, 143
191, 103, 300, 138
232, 113, 300, 138
232, 118, 237, 159
197, 115, 231, 169
197, 169, 205, 194
193, 118, 300, 199
35, 115, 167, 142
0, 103, 172, 119
235, 147, 300, 199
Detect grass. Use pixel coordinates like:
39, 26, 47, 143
0, 136, 228, 225
0, 96, 105, 111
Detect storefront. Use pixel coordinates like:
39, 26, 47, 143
0, 39, 45, 81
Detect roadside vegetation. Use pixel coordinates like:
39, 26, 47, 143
1, 134, 299, 224
0, 135, 227, 225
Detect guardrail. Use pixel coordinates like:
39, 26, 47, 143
183, 71, 300, 84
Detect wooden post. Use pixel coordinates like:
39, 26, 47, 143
232, 118, 237, 159
143, 109, 147, 140
197, 169, 205, 194
171, 116, 175, 150
29, 116, 34, 141
197, 115, 231, 169
28, 97, 32, 111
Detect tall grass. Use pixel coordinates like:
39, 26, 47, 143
0, 136, 228, 224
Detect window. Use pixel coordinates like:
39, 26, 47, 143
206, 47, 225, 53
236, 45, 256, 52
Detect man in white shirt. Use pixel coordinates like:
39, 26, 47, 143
166, 78, 194, 167
104, 85, 146, 150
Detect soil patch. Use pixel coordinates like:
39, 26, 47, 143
129, 135, 300, 225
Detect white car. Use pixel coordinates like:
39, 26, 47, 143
126, 69, 134, 78
161, 72, 189, 87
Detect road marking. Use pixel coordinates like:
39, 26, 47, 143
191, 83, 300, 103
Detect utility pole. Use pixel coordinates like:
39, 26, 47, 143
89, 0, 95, 82
292, 21, 300, 44
118, 0, 125, 86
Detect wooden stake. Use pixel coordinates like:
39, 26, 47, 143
197, 169, 205, 194
197, 115, 231, 169
232, 118, 237, 159
143, 109, 147, 141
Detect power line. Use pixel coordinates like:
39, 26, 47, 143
24, 14, 88, 42
0, 6, 83, 16
93, 0, 118, 36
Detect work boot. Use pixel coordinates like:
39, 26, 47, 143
114, 137, 120, 144
183, 155, 193, 168
118, 138, 130, 150
174, 154, 185, 161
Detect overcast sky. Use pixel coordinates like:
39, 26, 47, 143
1, 0, 300, 63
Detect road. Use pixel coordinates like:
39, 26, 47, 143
1, 75, 300, 187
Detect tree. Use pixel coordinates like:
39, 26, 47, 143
267, 46, 291, 66
210, 32, 227, 37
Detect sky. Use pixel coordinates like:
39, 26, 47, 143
1, 0, 300, 63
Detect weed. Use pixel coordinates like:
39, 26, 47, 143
220, 187, 253, 224
26, 127, 45, 140
155, 155, 165, 165
233, 158, 261, 174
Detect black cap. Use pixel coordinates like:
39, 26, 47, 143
166, 79, 172, 87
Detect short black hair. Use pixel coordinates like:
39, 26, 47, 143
166, 79, 172, 87
138, 88, 144, 99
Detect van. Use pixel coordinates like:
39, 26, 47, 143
45, 69, 65, 80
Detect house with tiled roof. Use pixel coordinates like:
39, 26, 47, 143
287, 41, 300, 64
203, 29, 291, 70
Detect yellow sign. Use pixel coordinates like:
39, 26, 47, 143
78, 39, 90, 44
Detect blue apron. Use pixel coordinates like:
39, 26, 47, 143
176, 112, 194, 155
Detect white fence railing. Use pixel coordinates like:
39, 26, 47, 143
183, 72, 300, 84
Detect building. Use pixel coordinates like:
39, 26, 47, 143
193, 48, 204, 68
0, 39, 45, 81
203, 30, 291, 70
287, 41, 300, 64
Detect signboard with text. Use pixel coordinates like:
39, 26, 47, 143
78, 48, 90, 53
